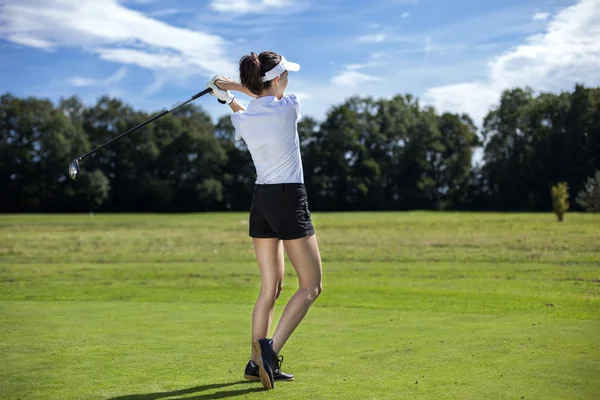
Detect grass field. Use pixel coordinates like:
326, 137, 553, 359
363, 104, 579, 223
1, 211, 599, 400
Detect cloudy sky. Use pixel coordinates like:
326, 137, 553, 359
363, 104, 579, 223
1, 0, 599, 125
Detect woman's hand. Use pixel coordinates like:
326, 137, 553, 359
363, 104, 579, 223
206, 75, 235, 104
214, 76, 257, 98
213, 76, 241, 91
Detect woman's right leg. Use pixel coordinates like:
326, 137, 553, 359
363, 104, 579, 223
251, 237, 285, 363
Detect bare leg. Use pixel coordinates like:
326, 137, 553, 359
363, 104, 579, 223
271, 234, 323, 354
251, 238, 284, 363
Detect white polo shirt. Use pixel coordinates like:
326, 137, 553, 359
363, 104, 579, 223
231, 94, 304, 184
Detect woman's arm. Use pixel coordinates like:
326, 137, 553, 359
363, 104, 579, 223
228, 99, 245, 113
205, 75, 250, 112
215, 76, 257, 99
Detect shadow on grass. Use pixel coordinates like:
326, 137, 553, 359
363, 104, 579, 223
107, 380, 264, 400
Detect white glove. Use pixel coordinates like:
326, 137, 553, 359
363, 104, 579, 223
207, 75, 234, 104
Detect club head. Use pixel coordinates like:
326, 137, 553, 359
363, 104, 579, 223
69, 159, 80, 181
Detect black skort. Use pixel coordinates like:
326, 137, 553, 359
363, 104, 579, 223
249, 183, 315, 240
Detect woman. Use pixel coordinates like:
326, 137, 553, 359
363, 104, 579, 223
206, 51, 323, 390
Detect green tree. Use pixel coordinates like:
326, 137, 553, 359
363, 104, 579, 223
397, 100, 441, 209
152, 105, 227, 212
4, 84, 598, 214
79, 98, 226, 212
481, 87, 536, 210
576, 170, 600, 213
377, 95, 477, 210
562, 85, 600, 204
81, 96, 157, 211
435, 113, 480, 209
307, 94, 478, 211
80, 169, 110, 211
214, 114, 255, 211
482, 85, 600, 212
0, 93, 107, 212
551, 182, 570, 222
305, 97, 381, 210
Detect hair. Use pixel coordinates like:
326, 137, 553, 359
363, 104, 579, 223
239, 51, 283, 95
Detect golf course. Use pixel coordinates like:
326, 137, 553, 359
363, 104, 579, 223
1, 212, 599, 399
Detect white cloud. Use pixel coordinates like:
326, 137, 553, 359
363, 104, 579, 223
119, 0, 160, 4
6, 33, 54, 49
293, 91, 313, 101
69, 67, 128, 87
423, 0, 600, 124
0, 0, 237, 78
331, 70, 381, 88
210, 0, 292, 14
357, 33, 386, 43
533, 12, 549, 21
69, 77, 98, 88
345, 62, 381, 71
96, 49, 186, 70
402, 12, 410, 18
118, 0, 160, 6
147, 8, 191, 17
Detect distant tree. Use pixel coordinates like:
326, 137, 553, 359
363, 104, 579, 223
481, 85, 600, 211
576, 170, 600, 213
214, 114, 254, 211
58, 95, 86, 126
435, 113, 480, 210
551, 182, 570, 222
0, 93, 98, 212
81, 169, 110, 211
481, 87, 536, 210
563, 85, 600, 203
155, 105, 227, 212
79, 97, 226, 212
3, 84, 599, 213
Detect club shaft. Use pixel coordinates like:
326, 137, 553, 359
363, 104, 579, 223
77, 88, 213, 161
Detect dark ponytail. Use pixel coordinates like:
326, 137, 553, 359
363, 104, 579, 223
239, 51, 281, 95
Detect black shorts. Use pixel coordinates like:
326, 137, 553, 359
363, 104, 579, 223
249, 183, 315, 240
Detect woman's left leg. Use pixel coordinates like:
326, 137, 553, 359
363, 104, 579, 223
271, 234, 322, 354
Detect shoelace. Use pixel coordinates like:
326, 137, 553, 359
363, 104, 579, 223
274, 354, 284, 373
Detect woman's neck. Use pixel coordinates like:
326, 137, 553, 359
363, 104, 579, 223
258, 87, 281, 99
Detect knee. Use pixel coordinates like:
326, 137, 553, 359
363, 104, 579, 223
307, 282, 322, 301
261, 280, 283, 302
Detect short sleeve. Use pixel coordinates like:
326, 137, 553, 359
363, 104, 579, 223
285, 94, 302, 122
230, 112, 242, 141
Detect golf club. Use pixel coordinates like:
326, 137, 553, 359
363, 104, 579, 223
68, 87, 219, 180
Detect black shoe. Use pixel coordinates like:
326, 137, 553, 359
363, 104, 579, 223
253, 338, 276, 389
244, 358, 294, 381
244, 360, 261, 381
272, 354, 295, 381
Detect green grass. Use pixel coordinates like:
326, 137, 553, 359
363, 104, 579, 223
1, 211, 599, 400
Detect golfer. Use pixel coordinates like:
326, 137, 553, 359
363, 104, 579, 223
206, 51, 323, 390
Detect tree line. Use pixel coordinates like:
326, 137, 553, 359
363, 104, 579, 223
1, 84, 599, 213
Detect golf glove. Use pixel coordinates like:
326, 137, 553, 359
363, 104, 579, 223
207, 75, 234, 105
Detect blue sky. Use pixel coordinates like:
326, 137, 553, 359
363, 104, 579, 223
1, 0, 599, 125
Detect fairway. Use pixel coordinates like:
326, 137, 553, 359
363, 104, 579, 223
1, 212, 599, 400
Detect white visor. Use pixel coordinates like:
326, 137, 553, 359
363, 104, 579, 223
261, 56, 300, 82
